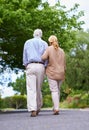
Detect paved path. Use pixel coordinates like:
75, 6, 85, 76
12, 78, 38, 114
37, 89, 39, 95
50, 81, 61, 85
0, 109, 89, 130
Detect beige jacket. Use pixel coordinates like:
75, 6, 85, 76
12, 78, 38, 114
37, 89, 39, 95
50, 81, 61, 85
42, 45, 66, 80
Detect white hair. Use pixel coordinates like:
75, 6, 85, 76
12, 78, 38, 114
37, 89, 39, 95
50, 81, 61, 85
33, 29, 42, 38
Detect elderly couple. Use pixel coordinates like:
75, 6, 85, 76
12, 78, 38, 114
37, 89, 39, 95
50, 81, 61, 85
23, 29, 66, 117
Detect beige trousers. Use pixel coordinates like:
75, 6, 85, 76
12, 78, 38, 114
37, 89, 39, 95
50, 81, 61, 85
48, 78, 62, 111
26, 63, 45, 112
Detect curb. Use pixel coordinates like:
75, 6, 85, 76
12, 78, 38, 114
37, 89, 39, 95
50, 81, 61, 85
0, 108, 52, 114
0, 108, 89, 114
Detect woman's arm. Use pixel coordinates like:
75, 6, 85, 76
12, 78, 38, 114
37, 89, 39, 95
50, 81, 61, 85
41, 48, 49, 60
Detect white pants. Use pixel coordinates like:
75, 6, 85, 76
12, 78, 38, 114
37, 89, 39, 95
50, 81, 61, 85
48, 78, 62, 111
26, 63, 45, 111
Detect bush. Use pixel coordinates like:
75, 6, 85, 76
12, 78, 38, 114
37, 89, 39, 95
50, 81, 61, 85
1, 95, 27, 109
60, 82, 71, 102
60, 90, 89, 108
11, 95, 27, 109
0, 97, 3, 110
42, 95, 52, 108
42, 78, 52, 108
2, 97, 12, 108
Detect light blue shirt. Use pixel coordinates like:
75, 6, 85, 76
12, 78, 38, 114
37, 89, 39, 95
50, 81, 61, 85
23, 37, 48, 67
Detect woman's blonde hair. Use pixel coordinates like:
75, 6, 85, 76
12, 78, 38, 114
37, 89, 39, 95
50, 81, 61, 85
48, 35, 59, 50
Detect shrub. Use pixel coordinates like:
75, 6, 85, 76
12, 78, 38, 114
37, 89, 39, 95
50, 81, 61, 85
1, 95, 27, 109
0, 97, 3, 110
11, 95, 27, 109
42, 95, 52, 108
60, 91, 89, 108
2, 97, 12, 108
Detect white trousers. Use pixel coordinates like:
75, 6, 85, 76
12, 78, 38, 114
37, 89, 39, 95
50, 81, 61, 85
48, 78, 62, 111
26, 63, 45, 111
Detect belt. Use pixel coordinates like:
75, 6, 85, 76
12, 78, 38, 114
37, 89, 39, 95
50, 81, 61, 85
30, 62, 44, 64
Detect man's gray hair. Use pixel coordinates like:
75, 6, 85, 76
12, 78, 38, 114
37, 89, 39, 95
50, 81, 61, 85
33, 29, 42, 38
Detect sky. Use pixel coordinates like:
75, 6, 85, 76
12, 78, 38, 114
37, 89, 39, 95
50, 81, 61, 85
48, 0, 89, 30
0, 68, 23, 98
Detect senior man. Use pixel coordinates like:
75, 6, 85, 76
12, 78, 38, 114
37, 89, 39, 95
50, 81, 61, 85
23, 29, 48, 117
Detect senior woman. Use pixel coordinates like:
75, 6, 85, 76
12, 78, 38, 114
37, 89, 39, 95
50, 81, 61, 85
41, 35, 66, 115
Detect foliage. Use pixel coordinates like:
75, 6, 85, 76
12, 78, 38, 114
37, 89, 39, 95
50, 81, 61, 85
1, 95, 27, 109
60, 90, 89, 108
1, 96, 12, 109
42, 77, 52, 107
60, 81, 71, 101
0, 0, 84, 69
1, 89, 89, 109
11, 95, 27, 109
0, 96, 3, 109
9, 73, 26, 95
65, 31, 89, 91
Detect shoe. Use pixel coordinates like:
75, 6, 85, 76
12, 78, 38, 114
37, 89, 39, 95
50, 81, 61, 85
53, 110, 59, 115
31, 111, 37, 117
36, 109, 40, 115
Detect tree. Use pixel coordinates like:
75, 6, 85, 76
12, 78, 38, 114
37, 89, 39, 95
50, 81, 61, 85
0, 0, 84, 69
0, 0, 42, 69
9, 73, 26, 95
65, 31, 89, 91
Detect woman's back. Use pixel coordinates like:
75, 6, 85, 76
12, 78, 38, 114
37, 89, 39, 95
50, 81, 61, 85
45, 45, 65, 80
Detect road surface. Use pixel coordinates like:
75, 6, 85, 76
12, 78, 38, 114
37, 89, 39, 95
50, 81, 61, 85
0, 109, 89, 130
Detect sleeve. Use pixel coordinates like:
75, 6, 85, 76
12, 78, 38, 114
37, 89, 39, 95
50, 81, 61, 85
23, 43, 28, 67
41, 48, 49, 61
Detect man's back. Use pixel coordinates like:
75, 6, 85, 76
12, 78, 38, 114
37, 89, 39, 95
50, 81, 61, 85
23, 37, 48, 67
